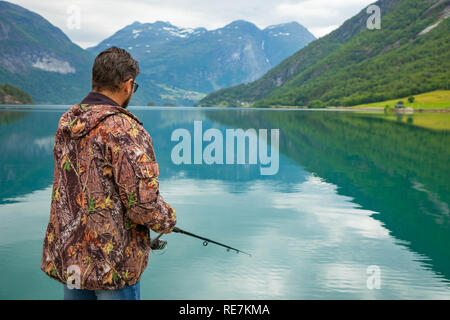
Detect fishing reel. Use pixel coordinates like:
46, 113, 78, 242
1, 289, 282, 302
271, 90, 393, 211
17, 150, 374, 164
150, 233, 167, 250
150, 239, 167, 250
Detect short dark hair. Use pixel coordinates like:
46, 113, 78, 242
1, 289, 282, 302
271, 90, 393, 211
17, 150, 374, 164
92, 47, 140, 92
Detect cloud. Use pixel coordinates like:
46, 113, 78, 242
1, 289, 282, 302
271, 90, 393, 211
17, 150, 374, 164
309, 25, 340, 38
153, 173, 450, 299
275, 0, 375, 37
7, 0, 375, 48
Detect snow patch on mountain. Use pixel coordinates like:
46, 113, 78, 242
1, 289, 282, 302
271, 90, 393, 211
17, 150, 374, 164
162, 26, 195, 38
271, 32, 291, 37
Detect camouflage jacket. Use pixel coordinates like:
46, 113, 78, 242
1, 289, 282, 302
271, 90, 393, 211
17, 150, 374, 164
40, 95, 176, 290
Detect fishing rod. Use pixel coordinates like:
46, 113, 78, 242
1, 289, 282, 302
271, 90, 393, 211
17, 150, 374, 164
172, 227, 252, 257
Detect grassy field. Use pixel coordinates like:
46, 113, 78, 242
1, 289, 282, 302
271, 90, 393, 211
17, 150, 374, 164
369, 112, 450, 131
265, 90, 449, 130
340, 90, 450, 130
349, 90, 450, 109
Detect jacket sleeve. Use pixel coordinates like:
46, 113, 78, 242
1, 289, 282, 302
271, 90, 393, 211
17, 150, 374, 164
106, 114, 176, 233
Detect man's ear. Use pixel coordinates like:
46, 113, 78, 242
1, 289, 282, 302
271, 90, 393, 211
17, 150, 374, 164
124, 78, 134, 94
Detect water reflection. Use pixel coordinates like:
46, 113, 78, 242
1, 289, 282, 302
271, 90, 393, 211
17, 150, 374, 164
204, 109, 450, 282
0, 106, 449, 299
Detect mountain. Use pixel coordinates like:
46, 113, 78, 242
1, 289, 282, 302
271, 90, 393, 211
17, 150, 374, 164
0, 1, 94, 104
87, 20, 316, 106
0, 83, 33, 104
197, 0, 450, 107
0, 1, 315, 106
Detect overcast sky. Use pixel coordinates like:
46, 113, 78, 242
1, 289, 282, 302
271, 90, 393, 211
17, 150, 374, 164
7, 0, 375, 48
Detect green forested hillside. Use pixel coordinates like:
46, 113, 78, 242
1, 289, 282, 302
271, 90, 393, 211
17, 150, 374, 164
0, 1, 94, 105
198, 0, 450, 107
0, 84, 33, 104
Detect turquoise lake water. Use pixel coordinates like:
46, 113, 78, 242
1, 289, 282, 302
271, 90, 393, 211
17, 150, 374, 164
0, 106, 449, 299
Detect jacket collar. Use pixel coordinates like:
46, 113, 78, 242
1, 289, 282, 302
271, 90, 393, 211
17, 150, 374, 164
80, 91, 121, 107
79, 91, 143, 125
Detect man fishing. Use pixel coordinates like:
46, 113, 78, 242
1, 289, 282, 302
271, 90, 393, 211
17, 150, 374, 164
40, 47, 177, 300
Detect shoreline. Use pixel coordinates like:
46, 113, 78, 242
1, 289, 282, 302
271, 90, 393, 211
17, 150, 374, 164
326, 107, 450, 113
1, 104, 449, 113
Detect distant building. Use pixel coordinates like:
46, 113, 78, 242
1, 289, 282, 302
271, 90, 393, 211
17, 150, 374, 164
395, 102, 405, 109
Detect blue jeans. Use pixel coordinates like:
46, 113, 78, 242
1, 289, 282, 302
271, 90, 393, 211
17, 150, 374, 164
63, 281, 141, 300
